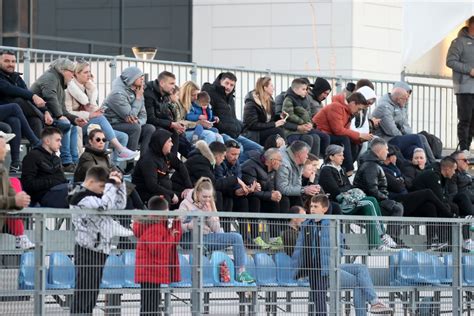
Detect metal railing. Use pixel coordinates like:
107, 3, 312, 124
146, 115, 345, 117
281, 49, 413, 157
0, 209, 472, 315
0, 45, 458, 149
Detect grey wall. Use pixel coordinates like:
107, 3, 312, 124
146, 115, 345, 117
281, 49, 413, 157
1, 0, 192, 62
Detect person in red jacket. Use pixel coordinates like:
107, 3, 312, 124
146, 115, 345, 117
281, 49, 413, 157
133, 196, 182, 315
313, 92, 372, 175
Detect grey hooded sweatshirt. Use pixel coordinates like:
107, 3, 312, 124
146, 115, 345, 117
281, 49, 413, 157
103, 66, 147, 125
371, 82, 412, 140
447, 26, 474, 94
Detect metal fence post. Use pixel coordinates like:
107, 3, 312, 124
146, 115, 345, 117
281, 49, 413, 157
452, 222, 462, 315
191, 215, 203, 316
335, 76, 342, 93
33, 213, 46, 315
190, 62, 198, 83
23, 49, 31, 87
328, 218, 341, 315
109, 57, 117, 90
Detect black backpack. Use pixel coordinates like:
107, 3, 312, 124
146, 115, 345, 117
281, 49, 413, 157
419, 131, 443, 159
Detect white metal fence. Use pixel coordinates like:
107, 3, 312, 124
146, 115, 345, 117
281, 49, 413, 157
0, 45, 458, 149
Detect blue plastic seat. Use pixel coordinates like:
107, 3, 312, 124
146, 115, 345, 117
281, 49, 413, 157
122, 251, 140, 288
188, 254, 214, 287
47, 252, 75, 289
462, 256, 474, 285
433, 255, 450, 285
415, 252, 441, 285
18, 251, 35, 290
443, 255, 453, 284
170, 254, 192, 288
397, 250, 420, 285
210, 251, 254, 287
254, 252, 278, 287
274, 252, 299, 287
100, 255, 124, 289
389, 253, 399, 286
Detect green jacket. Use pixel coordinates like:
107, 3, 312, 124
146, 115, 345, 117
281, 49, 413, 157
282, 92, 311, 136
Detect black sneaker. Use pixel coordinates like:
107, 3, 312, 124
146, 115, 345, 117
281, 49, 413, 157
429, 242, 449, 251
9, 163, 21, 174
62, 164, 76, 173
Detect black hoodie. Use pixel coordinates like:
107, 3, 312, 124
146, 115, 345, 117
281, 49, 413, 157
241, 150, 275, 201
353, 150, 389, 201
132, 129, 192, 203
201, 73, 243, 138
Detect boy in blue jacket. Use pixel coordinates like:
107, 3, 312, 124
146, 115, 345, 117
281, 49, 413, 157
186, 91, 223, 143
292, 194, 392, 316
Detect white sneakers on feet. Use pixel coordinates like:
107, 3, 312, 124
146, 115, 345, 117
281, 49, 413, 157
464, 239, 474, 251
15, 235, 35, 250
116, 148, 139, 162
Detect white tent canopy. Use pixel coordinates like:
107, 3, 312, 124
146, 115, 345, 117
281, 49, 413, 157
402, 0, 474, 75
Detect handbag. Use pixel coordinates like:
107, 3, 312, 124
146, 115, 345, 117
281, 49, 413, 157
336, 188, 366, 214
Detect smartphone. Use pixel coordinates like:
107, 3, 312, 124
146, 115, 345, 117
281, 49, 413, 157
281, 111, 289, 121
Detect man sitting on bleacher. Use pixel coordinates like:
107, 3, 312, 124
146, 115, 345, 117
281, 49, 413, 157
21, 127, 69, 208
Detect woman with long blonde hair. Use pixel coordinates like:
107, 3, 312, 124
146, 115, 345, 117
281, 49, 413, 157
179, 177, 255, 283
243, 76, 286, 145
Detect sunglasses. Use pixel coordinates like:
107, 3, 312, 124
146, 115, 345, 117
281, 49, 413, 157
225, 140, 240, 149
457, 158, 468, 163
94, 137, 107, 143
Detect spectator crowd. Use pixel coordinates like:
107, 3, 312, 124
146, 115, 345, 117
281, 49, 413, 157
0, 17, 474, 314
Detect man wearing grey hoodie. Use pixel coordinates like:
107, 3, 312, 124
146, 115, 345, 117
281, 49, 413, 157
447, 16, 474, 151
371, 82, 436, 163
103, 67, 155, 155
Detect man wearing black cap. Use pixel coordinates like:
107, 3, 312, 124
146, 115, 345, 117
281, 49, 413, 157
307, 77, 332, 116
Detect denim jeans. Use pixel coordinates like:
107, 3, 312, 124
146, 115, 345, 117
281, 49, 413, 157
53, 119, 76, 164
185, 128, 224, 144
340, 264, 377, 316
203, 232, 247, 270
83, 115, 117, 141
222, 134, 263, 163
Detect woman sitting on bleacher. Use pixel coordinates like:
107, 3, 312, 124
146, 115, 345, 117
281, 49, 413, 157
0, 132, 34, 249
318, 145, 401, 251
400, 147, 427, 191
64, 60, 137, 163
178, 177, 255, 284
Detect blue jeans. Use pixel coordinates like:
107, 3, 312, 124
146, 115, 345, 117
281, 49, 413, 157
222, 134, 263, 163
53, 119, 77, 165
82, 116, 117, 140
340, 264, 377, 316
203, 232, 247, 270
185, 127, 224, 144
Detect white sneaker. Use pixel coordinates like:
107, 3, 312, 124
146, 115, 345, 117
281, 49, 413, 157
377, 244, 401, 252
116, 148, 139, 162
15, 235, 35, 249
464, 239, 474, 251
381, 234, 397, 248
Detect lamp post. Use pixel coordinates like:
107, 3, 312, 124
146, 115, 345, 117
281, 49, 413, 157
131, 46, 157, 60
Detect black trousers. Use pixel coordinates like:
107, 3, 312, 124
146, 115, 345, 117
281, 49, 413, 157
309, 272, 328, 315
255, 126, 286, 146
140, 282, 162, 316
70, 245, 108, 315
5, 97, 44, 137
395, 189, 453, 244
456, 94, 474, 150
247, 196, 284, 239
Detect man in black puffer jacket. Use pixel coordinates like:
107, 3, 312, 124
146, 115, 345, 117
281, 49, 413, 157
132, 129, 192, 206
144, 71, 191, 157
354, 138, 405, 245
201, 72, 262, 163
241, 148, 284, 240
21, 127, 68, 207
